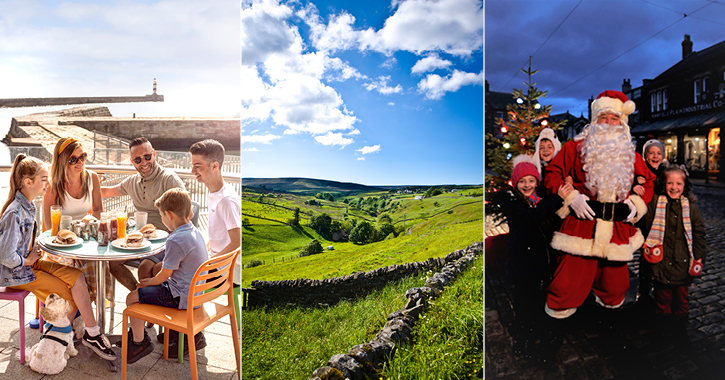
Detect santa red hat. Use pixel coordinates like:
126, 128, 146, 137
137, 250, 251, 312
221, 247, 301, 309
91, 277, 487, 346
511, 154, 540, 186
591, 90, 636, 124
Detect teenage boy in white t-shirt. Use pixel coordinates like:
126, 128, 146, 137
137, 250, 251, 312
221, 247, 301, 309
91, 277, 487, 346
189, 139, 241, 284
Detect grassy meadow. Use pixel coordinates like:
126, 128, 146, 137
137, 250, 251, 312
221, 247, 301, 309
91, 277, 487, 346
241, 255, 483, 380
241, 187, 482, 286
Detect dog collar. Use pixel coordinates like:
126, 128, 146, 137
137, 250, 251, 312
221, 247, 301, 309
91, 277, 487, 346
44, 322, 73, 334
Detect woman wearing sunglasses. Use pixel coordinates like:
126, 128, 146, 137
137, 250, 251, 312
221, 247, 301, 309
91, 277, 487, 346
43, 137, 110, 302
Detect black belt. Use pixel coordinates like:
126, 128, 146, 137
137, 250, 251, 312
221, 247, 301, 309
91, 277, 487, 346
586, 201, 630, 222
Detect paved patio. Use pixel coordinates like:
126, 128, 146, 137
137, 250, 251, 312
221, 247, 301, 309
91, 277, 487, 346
0, 266, 240, 380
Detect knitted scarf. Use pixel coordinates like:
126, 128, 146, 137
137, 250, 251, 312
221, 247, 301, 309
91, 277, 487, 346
645, 195, 693, 258
528, 191, 541, 206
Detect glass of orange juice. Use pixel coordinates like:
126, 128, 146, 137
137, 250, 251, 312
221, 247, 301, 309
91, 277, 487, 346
117, 210, 128, 239
50, 205, 62, 236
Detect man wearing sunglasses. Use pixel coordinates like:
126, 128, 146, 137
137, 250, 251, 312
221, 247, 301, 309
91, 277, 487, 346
100, 137, 185, 291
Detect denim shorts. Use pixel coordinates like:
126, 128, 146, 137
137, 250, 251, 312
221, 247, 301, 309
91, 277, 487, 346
137, 282, 180, 309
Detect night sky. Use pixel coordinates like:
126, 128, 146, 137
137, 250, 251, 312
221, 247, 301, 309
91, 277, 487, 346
485, 0, 725, 118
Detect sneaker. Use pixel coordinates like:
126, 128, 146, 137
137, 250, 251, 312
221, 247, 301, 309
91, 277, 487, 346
157, 330, 206, 350
116, 329, 149, 348
166, 332, 207, 358
126, 335, 154, 364
82, 331, 118, 361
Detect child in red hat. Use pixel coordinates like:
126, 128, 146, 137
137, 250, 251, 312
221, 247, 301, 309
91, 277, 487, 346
494, 155, 573, 364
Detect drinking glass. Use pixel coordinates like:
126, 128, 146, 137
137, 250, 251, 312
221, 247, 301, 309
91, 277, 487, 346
134, 211, 148, 229
50, 205, 62, 236
117, 211, 128, 239
60, 215, 72, 231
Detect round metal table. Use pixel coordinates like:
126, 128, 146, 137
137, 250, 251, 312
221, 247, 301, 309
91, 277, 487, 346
37, 230, 166, 334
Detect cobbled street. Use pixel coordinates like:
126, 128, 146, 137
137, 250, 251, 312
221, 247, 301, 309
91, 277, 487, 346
485, 182, 725, 380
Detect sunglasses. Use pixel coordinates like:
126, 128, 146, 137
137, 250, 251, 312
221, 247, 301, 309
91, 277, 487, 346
132, 154, 153, 165
68, 153, 87, 165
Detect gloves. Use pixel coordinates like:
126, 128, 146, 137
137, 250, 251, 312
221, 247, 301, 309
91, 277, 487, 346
570, 194, 594, 220
624, 199, 637, 222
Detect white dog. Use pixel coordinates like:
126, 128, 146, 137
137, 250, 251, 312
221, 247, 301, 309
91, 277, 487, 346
26, 293, 78, 375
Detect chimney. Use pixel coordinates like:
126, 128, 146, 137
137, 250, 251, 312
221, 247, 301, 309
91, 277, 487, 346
682, 34, 693, 60
485, 79, 490, 94
622, 78, 631, 93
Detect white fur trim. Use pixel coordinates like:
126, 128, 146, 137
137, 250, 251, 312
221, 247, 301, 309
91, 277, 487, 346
550, 227, 644, 262
545, 304, 577, 319
595, 294, 625, 309
628, 194, 647, 223
556, 189, 579, 219
591, 219, 614, 257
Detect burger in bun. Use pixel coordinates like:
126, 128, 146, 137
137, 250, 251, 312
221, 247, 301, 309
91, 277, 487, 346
139, 224, 157, 239
53, 230, 78, 245
124, 232, 145, 248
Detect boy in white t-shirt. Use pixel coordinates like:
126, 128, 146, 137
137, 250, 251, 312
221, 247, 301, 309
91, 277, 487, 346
189, 139, 241, 284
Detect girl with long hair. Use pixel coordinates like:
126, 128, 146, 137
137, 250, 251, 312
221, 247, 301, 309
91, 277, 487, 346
0, 154, 116, 362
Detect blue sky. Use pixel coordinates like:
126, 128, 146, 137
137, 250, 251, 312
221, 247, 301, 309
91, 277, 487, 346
241, 0, 484, 186
486, 0, 725, 118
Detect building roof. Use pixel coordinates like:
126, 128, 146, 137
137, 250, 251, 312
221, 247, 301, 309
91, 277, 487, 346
631, 108, 725, 134
654, 39, 725, 82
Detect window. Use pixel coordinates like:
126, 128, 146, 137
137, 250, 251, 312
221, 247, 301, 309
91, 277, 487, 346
650, 89, 668, 112
694, 76, 708, 104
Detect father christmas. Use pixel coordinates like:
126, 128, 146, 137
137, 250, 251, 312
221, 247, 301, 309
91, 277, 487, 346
544, 90, 655, 319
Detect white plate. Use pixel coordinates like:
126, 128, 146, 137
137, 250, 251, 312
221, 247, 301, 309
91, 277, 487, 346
145, 230, 169, 241
43, 236, 83, 248
111, 238, 151, 250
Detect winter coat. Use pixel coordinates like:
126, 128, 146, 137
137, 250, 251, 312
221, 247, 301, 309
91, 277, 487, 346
641, 194, 707, 286
495, 188, 563, 285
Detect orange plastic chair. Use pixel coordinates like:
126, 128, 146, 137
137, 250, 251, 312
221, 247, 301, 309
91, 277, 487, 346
121, 248, 241, 380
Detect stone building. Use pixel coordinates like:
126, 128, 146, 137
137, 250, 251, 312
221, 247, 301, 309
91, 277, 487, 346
627, 34, 725, 180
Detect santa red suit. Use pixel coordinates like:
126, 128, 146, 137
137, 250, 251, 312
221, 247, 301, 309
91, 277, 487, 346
544, 90, 655, 318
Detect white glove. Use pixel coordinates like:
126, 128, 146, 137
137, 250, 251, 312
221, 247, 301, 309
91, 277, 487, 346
624, 198, 637, 222
570, 194, 594, 220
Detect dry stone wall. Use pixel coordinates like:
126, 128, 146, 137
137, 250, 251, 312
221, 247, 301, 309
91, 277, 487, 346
247, 242, 481, 309
308, 242, 482, 380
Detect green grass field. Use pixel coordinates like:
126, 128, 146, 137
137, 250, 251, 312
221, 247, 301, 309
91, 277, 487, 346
241, 254, 482, 380
241, 197, 482, 287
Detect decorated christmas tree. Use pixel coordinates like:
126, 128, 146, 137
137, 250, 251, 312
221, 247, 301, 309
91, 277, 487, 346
485, 58, 565, 214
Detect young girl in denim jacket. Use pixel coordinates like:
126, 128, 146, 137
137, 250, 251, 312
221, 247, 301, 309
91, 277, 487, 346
0, 154, 116, 361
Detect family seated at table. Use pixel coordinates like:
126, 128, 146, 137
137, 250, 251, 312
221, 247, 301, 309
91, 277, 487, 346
1, 137, 241, 363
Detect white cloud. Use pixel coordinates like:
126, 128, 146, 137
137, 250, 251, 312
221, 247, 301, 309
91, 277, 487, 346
357, 145, 381, 154
314, 132, 354, 147
348, 129, 361, 135
305, 0, 482, 57
417, 70, 483, 99
365, 76, 403, 95
242, 147, 260, 152
242, 133, 281, 144
411, 54, 453, 74
241, 0, 359, 139
357, 157, 365, 161
388, 102, 395, 106
360, 0, 482, 56
325, 56, 368, 82
242, 0, 295, 66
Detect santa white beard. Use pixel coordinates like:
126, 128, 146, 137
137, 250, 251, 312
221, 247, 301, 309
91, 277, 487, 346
577, 123, 635, 202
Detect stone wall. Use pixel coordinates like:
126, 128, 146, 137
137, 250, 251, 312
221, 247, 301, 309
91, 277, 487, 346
63, 118, 240, 151
308, 242, 482, 380
247, 242, 482, 309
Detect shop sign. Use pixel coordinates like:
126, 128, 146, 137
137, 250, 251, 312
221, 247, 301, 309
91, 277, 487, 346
652, 99, 725, 119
